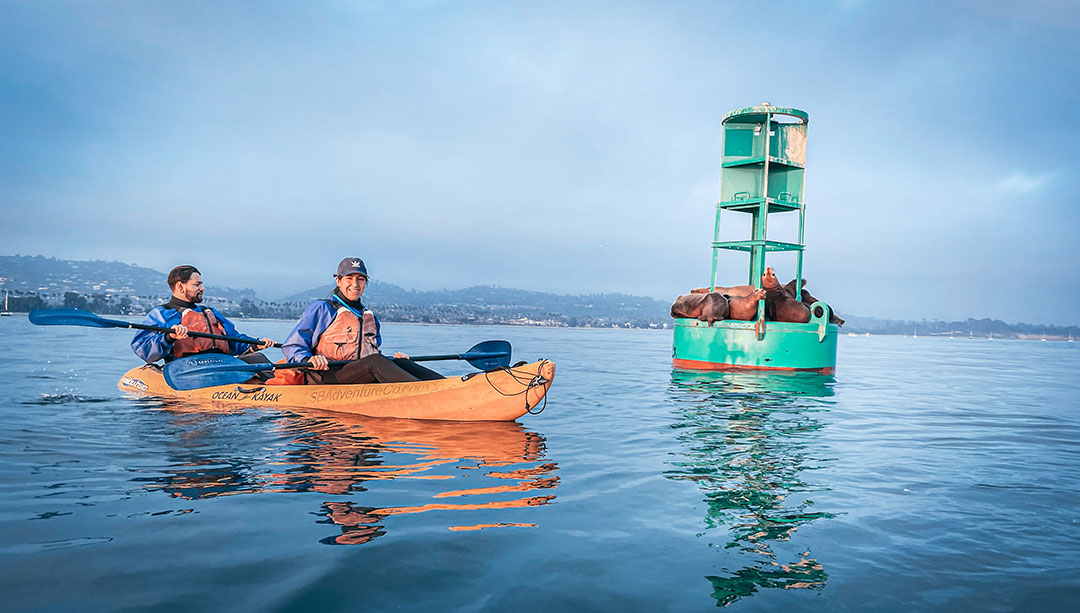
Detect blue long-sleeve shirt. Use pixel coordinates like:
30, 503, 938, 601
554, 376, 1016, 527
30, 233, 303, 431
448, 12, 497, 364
282, 298, 382, 363
131, 305, 259, 363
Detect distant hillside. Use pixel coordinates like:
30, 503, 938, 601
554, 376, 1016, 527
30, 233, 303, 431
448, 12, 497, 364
280, 281, 424, 305
0, 255, 166, 296
841, 315, 1080, 339
0, 255, 256, 302
5, 255, 1075, 335
0, 255, 672, 327
283, 283, 670, 320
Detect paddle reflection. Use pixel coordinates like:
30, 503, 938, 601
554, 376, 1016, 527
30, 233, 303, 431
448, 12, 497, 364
137, 401, 558, 545
666, 370, 835, 607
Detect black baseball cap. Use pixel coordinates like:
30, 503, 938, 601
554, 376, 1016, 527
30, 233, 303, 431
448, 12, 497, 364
335, 258, 368, 278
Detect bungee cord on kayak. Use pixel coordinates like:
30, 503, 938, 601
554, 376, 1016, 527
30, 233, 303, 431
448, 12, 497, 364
476, 359, 554, 415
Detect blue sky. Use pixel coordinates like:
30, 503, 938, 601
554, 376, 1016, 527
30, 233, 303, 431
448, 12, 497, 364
2, 0, 1078, 324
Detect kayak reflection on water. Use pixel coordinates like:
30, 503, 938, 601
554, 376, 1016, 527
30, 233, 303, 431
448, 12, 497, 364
135, 401, 558, 546
666, 369, 836, 607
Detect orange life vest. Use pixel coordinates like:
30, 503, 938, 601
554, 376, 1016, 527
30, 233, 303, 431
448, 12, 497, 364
265, 358, 304, 386
171, 307, 230, 358
314, 305, 379, 361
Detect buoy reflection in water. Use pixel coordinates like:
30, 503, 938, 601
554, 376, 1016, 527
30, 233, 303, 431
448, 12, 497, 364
666, 370, 835, 607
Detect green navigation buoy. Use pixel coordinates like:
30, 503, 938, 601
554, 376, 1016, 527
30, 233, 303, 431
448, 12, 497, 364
672, 103, 838, 373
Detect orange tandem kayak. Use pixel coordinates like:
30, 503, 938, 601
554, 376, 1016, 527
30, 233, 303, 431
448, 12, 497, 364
118, 359, 555, 421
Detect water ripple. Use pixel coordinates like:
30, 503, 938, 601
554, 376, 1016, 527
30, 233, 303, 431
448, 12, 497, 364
3, 322, 1080, 610
22, 393, 112, 405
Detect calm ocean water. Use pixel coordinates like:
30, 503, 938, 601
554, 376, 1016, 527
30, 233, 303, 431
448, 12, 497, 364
1, 314, 1078, 611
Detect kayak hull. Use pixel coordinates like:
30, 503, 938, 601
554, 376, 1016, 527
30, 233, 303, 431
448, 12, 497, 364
118, 360, 555, 421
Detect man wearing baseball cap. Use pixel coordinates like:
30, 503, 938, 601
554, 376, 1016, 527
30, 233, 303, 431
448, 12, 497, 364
281, 257, 443, 384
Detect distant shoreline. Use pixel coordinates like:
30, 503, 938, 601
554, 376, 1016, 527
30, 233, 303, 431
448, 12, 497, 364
2, 255, 1077, 333
6, 311, 1078, 341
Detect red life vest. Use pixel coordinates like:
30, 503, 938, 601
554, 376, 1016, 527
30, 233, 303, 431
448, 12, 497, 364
314, 305, 379, 361
171, 307, 230, 358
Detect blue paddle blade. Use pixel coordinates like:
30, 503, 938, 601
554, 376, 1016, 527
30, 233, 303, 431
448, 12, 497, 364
462, 340, 512, 370
164, 354, 273, 390
29, 308, 128, 328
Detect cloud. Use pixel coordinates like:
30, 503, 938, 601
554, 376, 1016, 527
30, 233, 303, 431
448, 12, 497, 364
1, 1, 1078, 324
994, 171, 1055, 195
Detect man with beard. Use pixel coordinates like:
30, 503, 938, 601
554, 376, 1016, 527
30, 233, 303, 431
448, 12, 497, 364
282, 257, 443, 384
131, 265, 276, 364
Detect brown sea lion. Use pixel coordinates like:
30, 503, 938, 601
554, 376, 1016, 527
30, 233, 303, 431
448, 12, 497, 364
726, 288, 766, 320
799, 287, 845, 326
691, 284, 756, 297
762, 267, 810, 323
783, 278, 805, 296
670, 292, 729, 324
785, 277, 845, 326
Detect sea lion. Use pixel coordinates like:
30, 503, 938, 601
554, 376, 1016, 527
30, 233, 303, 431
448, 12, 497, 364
726, 288, 766, 320
785, 277, 845, 326
800, 287, 845, 326
670, 292, 729, 324
691, 284, 756, 297
689, 282, 764, 320
762, 267, 810, 323
783, 278, 805, 296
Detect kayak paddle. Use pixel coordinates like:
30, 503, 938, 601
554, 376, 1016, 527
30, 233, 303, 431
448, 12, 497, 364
410, 340, 512, 371
163, 340, 512, 390
29, 308, 281, 348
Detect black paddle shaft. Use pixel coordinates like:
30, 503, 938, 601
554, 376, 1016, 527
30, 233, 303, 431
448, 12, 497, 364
269, 351, 510, 370
28, 308, 281, 348
410, 353, 460, 361
272, 360, 352, 370
270, 351, 505, 371
126, 320, 282, 348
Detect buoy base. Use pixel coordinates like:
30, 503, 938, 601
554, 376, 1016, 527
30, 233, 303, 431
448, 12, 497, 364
672, 306, 838, 373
